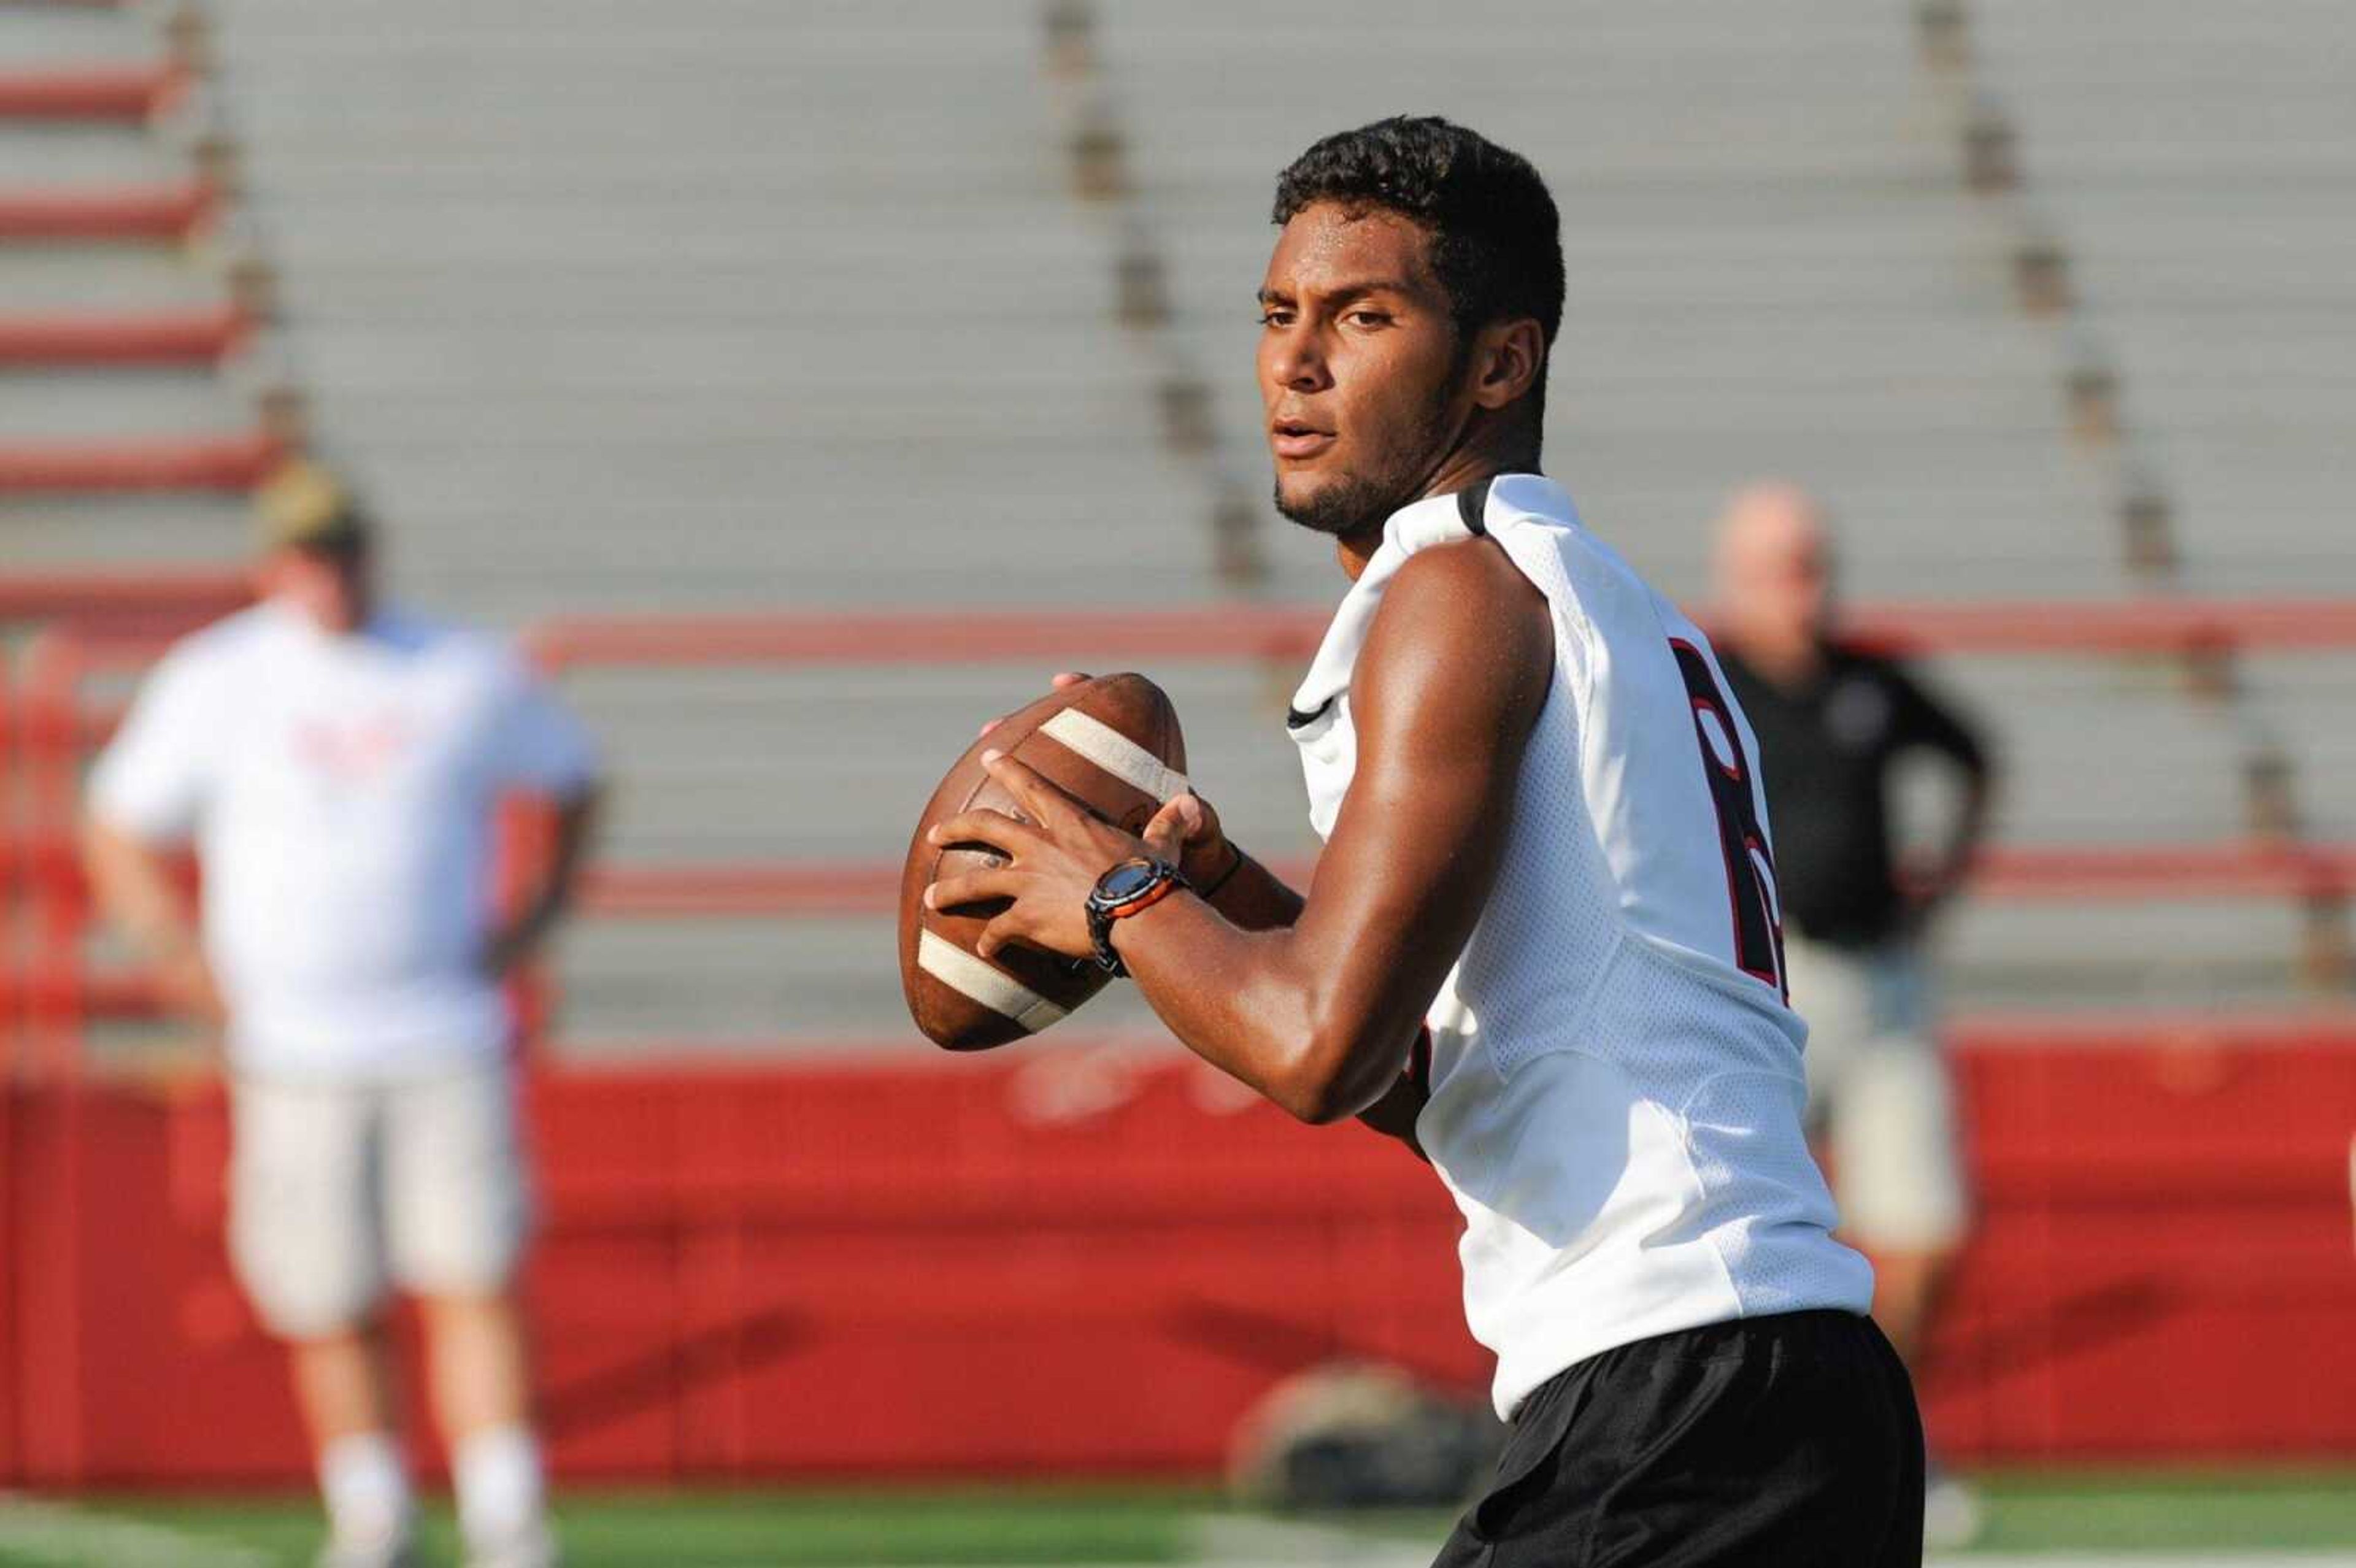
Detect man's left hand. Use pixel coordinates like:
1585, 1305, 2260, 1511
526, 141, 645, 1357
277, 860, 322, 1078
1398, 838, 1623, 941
923, 749, 1192, 962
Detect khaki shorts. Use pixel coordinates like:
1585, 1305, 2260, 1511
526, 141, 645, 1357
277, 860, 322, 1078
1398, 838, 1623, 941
1787, 933, 1969, 1254
228, 1063, 532, 1339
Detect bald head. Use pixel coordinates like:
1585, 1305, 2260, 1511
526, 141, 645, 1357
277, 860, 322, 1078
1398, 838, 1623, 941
1714, 482, 1834, 661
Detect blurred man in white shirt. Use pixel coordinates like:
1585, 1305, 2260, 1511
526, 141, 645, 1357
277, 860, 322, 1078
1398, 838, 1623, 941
83, 460, 601, 1568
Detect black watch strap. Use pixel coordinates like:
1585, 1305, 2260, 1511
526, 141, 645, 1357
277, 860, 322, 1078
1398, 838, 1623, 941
1086, 856, 1188, 977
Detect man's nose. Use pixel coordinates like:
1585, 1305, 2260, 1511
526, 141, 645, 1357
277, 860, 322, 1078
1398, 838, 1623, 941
1266, 323, 1330, 391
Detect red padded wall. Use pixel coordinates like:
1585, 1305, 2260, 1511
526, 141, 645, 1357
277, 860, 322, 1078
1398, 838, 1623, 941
2, 1035, 2351, 1485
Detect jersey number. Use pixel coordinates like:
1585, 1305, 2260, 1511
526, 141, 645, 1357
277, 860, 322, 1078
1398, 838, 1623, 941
1669, 639, 1786, 997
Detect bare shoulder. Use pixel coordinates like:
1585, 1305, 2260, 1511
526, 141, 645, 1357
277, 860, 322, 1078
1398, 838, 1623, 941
1360, 536, 1553, 737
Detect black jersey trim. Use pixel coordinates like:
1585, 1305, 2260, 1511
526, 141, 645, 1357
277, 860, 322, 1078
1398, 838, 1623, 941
1285, 695, 1336, 730
1455, 476, 1494, 536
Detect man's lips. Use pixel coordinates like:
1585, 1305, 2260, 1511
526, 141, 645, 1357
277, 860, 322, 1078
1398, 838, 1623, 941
1269, 420, 1335, 460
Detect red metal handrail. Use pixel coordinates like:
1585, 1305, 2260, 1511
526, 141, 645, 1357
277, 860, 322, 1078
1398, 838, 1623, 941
0, 431, 279, 495
528, 596, 2356, 670
526, 607, 1328, 670
23, 840, 2350, 1037
0, 305, 250, 367
0, 64, 180, 121
0, 178, 215, 241
565, 844, 2356, 920
1840, 598, 2356, 655
0, 570, 248, 629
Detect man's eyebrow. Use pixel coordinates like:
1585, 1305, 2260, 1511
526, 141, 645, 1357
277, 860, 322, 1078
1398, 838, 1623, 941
1257, 277, 1417, 307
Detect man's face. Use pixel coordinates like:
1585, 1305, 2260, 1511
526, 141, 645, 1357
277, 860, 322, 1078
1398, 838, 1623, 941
260, 541, 371, 635
1258, 202, 1470, 539
1716, 488, 1835, 648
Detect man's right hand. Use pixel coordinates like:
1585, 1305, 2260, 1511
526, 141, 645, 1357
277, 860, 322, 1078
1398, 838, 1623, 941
994, 676, 1434, 1151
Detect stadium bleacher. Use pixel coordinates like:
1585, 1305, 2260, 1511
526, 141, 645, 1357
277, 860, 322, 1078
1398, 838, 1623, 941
1961, 0, 2356, 943
2, 0, 2350, 1056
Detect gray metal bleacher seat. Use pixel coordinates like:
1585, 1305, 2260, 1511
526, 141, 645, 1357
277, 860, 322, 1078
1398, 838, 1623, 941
208, 0, 1233, 626
1968, 0, 2356, 594
0, 245, 228, 312
0, 494, 250, 569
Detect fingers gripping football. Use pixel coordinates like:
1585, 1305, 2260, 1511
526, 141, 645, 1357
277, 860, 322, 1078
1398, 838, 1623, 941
898, 673, 1188, 1051
933, 753, 1152, 959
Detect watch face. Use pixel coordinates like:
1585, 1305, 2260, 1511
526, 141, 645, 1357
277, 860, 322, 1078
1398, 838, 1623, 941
1099, 859, 1161, 902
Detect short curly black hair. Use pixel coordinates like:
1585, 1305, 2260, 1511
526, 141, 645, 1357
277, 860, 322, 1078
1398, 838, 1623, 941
1272, 116, 1565, 358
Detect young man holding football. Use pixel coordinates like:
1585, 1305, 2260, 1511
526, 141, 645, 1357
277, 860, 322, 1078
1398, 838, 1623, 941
926, 117, 1923, 1564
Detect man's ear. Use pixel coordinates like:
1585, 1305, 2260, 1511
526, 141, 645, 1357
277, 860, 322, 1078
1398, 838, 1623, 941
1468, 318, 1546, 412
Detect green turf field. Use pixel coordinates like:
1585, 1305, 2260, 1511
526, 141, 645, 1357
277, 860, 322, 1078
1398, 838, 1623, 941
3, 1472, 2354, 1567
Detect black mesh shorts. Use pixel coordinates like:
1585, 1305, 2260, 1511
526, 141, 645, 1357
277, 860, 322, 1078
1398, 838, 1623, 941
1431, 1310, 1925, 1567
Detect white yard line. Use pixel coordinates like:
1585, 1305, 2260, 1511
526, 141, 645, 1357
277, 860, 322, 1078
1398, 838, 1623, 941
1184, 1513, 2356, 1568
1186, 1513, 2356, 1568
1187, 1512, 1435, 1566
0, 1494, 275, 1568
834, 1555, 2356, 1568
5, 1496, 2350, 1568
829, 1544, 2356, 1553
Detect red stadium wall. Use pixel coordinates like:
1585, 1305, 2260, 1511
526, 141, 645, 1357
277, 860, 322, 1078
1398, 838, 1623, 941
2, 1032, 2353, 1487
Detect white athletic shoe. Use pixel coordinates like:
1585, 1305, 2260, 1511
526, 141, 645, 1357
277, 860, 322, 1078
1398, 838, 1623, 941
314, 1528, 416, 1568
1923, 1466, 1985, 1551
465, 1520, 562, 1568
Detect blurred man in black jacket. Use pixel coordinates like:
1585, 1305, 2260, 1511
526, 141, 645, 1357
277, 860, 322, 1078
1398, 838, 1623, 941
1714, 482, 1995, 1547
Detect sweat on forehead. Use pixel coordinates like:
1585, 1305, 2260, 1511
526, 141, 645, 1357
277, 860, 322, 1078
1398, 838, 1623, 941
1266, 204, 1439, 287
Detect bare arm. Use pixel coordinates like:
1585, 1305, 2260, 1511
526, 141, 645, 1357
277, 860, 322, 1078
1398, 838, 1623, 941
82, 815, 221, 1026
483, 784, 603, 977
982, 677, 1438, 1147
927, 538, 1552, 1124
1171, 812, 1427, 1155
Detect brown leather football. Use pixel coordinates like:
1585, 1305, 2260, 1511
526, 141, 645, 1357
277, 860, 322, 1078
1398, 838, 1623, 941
899, 673, 1188, 1051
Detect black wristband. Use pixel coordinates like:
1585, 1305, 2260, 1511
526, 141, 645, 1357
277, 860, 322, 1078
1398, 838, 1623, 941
1198, 844, 1247, 902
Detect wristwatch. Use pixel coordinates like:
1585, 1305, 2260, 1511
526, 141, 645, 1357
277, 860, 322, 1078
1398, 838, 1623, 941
1085, 856, 1188, 977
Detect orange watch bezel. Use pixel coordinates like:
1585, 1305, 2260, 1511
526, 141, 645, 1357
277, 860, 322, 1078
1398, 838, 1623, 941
1103, 874, 1182, 921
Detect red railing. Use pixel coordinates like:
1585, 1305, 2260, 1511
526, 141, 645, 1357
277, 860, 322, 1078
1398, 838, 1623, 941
0, 305, 251, 367
0, 429, 278, 495
570, 843, 2356, 921
0, 569, 247, 630
6, 594, 2355, 1075
528, 596, 2356, 670
0, 64, 182, 122
0, 178, 216, 242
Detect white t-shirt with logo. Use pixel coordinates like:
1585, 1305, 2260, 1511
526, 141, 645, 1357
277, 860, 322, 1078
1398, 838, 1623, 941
90, 603, 598, 1081
1287, 474, 1874, 1418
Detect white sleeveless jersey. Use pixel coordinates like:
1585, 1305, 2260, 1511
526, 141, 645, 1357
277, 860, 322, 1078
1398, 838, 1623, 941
1288, 474, 1873, 1418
